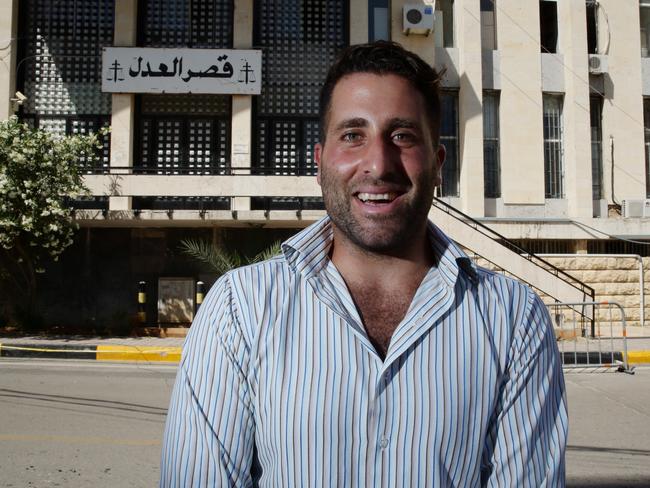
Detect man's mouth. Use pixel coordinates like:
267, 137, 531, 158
355, 192, 400, 205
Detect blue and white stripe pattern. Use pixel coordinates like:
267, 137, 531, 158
161, 216, 567, 487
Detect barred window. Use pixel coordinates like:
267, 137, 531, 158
440, 91, 460, 197
540, 0, 558, 53
483, 92, 500, 198
253, 0, 348, 177
543, 94, 564, 198
641, 0, 650, 57
136, 0, 233, 174
435, 0, 455, 48
590, 96, 603, 200
20, 0, 113, 168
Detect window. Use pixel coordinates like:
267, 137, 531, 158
480, 0, 497, 50
435, 0, 455, 48
644, 98, 650, 197
590, 96, 603, 200
440, 91, 459, 197
253, 0, 348, 177
19, 0, 114, 168
641, 1, 650, 57
483, 92, 500, 198
136, 0, 233, 174
540, 0, 558, 53
543, 94, 564, 198
369, 0, 389, 41
586, 0, 598, 54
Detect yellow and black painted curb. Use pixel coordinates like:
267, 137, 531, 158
0, 343, 181, 363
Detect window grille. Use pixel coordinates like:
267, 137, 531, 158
590, 96, 603, 200
253, 0, 348, 177
20, 0, 113, 168
136, 0, 233, 174
138, 0, 232, 48
483, 92, 500, 198
586, 1, 598, 54
137, 95, 230, 174
543, 94, 564, 198
644, 98, 650, 197
440, 91, 459, 197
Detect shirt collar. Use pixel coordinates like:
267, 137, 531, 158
281, 215, 473, 288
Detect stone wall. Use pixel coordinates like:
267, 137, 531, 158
472, 255, 650, 329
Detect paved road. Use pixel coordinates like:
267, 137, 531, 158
1, 359, 649, 487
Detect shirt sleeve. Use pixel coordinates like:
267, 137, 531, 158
160, 274, 255, 487
482, 289, 568, 487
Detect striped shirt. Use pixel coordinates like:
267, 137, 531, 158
161, 217, 567, 487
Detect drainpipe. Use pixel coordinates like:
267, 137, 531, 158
538, 254, 645, 328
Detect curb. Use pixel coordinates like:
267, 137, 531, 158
0, 343, 182, 363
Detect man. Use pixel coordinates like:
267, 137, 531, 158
161, 41, 567, 487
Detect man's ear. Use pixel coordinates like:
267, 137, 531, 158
434, 143, 446, 187
314, 142, 323, 185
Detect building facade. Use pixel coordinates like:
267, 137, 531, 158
0, 0, 648, 329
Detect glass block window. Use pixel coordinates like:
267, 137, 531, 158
137, 95, 230, 174
483, 92, 500, 198
543, 94, 564, 198
20, 0, 113, 167
440, 91, 460, 197
139, 0, 233, 48
590, 96, 603, 200
253, 0, 348, 176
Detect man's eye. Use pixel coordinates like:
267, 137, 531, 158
393, 132, 416, 144
342, 132, 362, 142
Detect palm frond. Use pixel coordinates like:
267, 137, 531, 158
179, 238, 242, 276
251, 240, 283, 264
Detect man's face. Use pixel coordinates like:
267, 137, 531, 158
314, 72, 445, 254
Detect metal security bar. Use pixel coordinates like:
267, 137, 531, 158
543, 94, 564, 198
644, 98, 650, 197
547, 301, 632, 373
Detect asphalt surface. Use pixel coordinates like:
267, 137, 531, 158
1, 358, 649, 487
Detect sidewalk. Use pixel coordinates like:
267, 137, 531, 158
2, 330, 650, 365
0, 335, 184, 363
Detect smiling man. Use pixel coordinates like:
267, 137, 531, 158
161, 42, 567, 487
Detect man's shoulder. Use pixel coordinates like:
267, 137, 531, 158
472, 264, 538, 312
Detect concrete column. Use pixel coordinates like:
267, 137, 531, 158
231, 0, 253, 212
109, 0, 138, 211
498, 0, 545, 205
0, 0, 18, 119
391, 0, 436, 66
457, 0, 485, 216
599, 0, 646, 203
558, 0, 592, 218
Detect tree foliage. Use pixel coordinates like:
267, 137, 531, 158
0, 116, 107, 302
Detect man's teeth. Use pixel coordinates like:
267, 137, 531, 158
357, 192, 397, 202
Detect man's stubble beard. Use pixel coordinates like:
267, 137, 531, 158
319, 166, 435, 256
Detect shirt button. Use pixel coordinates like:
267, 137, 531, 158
380, 437, 389, 449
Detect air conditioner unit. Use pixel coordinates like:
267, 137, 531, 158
588, 54, 608, 75
403, 4, 435, 36
622, 199, 650, 218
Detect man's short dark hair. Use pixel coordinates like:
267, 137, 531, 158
319, 40, 443, 142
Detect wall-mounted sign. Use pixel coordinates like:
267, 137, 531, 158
102, 47, 262, 95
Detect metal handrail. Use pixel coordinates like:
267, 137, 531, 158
431, 197, 595, 301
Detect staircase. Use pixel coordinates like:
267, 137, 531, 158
429, 198, 595, 313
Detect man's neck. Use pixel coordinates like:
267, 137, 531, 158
329, 225, 435, 288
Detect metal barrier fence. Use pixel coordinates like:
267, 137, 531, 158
547, 301, 633, 373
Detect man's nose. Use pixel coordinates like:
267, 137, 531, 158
361, 136, 400, 177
